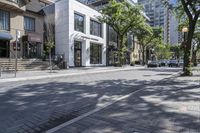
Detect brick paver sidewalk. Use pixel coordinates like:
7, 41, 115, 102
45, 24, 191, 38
52, 71, 200, 133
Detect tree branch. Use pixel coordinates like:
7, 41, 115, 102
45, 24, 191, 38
181, 0, 193, 20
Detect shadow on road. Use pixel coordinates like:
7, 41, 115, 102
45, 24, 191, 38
0, 70, 199, 133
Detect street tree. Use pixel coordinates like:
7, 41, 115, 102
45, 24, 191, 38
134, 26, 163, 65
45, 37, 55, 72
192, 31, 200, 66
170, 45, 184, 59
155, 44, 172, 60
98, 0, 146, 66
165, 0, 200, 76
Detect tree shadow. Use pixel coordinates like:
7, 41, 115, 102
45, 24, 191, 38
85, 77, 200, 133
0, 72, 199, 133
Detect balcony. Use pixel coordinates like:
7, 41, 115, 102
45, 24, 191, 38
0, 0, 28, 11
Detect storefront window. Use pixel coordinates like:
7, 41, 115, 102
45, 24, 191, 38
90, 43, 102, 64
0, 10, 10, 31
74, 13, 84, 33
90, 19, 102, 37
24, 16, 35, 32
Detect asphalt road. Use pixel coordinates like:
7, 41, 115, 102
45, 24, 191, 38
1, 67, 198, 133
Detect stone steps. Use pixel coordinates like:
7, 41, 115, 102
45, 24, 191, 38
0, 58, 57, 71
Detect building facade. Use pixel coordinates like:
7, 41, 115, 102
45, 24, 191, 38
0, 0, 51, 59
138, 0, 181, 45
82, 0, 143, 65
55, 0, 107, 67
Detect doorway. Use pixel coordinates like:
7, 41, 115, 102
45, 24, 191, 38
23, 42, 41, 58
74, 41, 82, 67
0, 40, 9, 58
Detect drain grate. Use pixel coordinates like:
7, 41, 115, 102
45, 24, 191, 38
16, 104, 95, 133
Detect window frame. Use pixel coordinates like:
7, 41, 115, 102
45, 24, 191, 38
74, 12, 85, 33
90, 19, 102, 37
24, 16, 35, 32
0, 9, 10, 31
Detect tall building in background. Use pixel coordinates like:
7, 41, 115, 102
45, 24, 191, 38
138, 0, 181, 45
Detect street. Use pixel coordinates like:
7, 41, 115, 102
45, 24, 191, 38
0, 68, 200, 133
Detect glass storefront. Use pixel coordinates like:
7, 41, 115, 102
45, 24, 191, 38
74, 41, 82, 67
90, 43, 102, 64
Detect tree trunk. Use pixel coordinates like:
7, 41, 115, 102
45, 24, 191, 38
118, 35, 125, 67
183, 20, 196, 76
49, 49, 52, 73
142, 45, 145, 65
192, 50, 197, 66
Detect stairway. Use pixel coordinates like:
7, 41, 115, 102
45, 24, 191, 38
0, 58, 55, 71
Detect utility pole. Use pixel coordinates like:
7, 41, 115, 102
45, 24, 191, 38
15, 30, 20, 78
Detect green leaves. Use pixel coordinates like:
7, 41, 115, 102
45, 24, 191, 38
98, 0, 147, 65
98, 0, 145, 36
45, 37, 55, 53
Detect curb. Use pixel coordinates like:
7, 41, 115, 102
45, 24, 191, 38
0, 67, 144, 83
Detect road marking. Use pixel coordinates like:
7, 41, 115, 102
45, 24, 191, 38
45, 73, 179, 133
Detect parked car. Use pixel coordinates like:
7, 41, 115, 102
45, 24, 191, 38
159, 60, 167, 66
168, 60, 179, 67
147, 60, 160, 67
179, 59, 184, 66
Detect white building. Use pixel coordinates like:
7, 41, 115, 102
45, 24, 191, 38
55, 0, 107, 67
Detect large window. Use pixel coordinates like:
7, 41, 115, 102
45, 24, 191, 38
109, 26, 117, 43
90, 43, 102, 64
90, 19, 102, 37
74, 13, 84, 33
0, 10, 10, 31
24, 16, 35, 32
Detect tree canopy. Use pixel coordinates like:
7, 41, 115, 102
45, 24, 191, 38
98, 0, 147, 66
134, 25, 163, 64
164, 0, 200, 75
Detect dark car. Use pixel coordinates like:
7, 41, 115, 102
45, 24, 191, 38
159, 60, 167, 67
147, 61, 160, 67
168, 60, 179, 67
179, 59, 184, 66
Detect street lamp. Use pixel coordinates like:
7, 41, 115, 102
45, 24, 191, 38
182, 27, 188, 42
181, 27, 188, 71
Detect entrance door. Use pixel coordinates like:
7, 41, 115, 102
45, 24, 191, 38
0, 40, 9, 58
74, 41, 82, 67
23, 42, 41, 58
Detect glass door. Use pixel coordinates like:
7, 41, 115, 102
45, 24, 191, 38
74, 41, 82, 67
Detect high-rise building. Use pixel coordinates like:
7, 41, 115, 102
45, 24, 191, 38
138, 0, 181, 45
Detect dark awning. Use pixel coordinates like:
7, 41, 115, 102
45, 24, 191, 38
0, 32, 13, 41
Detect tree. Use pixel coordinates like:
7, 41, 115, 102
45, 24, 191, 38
155, 44, 172, 60
98, 0, 146, 66
134, 26, 163, 65
170, 0, 200, 76
192, 31, 200, 66
170, 45, 184, 59
45, 37, 55, 72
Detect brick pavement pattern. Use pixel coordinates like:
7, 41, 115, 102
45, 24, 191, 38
0, 68, 199, 133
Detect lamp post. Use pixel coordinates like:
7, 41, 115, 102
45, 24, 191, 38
182, 27, 188, 71
182, 27, 188, 42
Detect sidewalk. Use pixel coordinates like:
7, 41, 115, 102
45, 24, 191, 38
49, 70, 200, 133
0, 65, 144, 83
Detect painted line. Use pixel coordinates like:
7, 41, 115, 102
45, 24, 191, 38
45, 72, 179, 133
